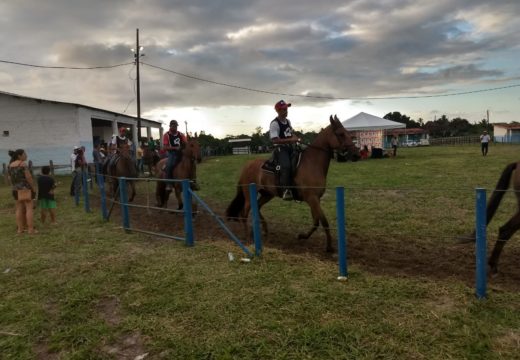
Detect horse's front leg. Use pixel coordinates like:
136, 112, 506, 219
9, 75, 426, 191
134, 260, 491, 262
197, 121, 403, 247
128, 181, 136, 202
489, 212, 520, 275
298, 197, 334, 252
175, 187, 183, 211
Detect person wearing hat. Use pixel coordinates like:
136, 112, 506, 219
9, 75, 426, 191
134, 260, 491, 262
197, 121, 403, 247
162, 120, 187, 191
110, 127, 133, 153
269, 100, 301, 201
105, 127, 134, 176
480, 130, 491, 156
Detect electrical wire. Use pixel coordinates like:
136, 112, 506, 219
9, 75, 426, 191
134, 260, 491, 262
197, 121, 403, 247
0, 59, 134, 69
141, 61, 520, 101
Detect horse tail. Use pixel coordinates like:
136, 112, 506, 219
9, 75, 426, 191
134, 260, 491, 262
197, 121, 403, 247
486, 162, 517, 225
226, 186, 245, 221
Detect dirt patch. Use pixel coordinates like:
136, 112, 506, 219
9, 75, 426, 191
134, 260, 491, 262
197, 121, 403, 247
94, 194, 520, 292
97, 296, 121, 326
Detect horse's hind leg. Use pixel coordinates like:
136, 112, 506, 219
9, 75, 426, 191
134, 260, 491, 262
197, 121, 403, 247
489, 212, 520, 275
257, 194, 274, 238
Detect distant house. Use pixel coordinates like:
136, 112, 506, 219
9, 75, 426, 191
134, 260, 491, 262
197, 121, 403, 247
493, 123, 520, 143
0, 91, 162, 167
228, 138, 251, 155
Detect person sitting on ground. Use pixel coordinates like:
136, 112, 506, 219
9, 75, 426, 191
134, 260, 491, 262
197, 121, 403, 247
162, 119, 187, 191
360, 145, 370, 160
7, 149, 37, 234
37, 165, 57, 225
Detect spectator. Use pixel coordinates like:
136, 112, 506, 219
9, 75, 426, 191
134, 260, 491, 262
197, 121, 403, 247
391, 135, 399, 157
7, 149, 37, 234
136, 142, 144, 174
37, 166, 57, 225
360, 145, 370, 160
480, 130, 491, 156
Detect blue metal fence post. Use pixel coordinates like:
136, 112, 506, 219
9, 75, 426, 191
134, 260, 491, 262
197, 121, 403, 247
182, 180, 194, 246
82, 168, 91, 213
96, 164, 108, 220
249, 183, 262, 257
475, 188, 487, 299
336, 187, 347, 278
119, 177, 130, 230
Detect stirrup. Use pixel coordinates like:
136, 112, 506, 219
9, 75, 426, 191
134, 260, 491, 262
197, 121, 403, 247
282, 189, 293, 201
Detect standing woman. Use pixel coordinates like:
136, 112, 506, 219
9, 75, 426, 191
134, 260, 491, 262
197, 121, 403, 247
7, 149, 37, 234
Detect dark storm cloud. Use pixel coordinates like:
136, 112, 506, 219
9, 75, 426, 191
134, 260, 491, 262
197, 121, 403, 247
0, 0, 519, 114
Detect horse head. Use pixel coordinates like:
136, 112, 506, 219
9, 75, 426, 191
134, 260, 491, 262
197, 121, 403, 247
185, 138, 202, 163
329, 115, 360, 162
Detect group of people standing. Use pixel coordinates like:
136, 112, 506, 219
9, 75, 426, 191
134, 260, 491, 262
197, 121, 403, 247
7, 149, 57, 235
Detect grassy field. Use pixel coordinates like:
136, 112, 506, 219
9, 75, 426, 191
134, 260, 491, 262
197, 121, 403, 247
1, 143, 520, 359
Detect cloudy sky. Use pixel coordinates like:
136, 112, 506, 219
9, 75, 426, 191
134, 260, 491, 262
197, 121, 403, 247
1, 0, 519, 137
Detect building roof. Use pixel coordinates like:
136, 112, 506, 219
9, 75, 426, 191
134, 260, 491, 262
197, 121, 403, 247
342, 112, 406, 131
493, 122, 520, 130
0, 90, 162, 126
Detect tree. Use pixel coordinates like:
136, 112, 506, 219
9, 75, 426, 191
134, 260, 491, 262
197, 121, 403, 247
383, 112, 422, 128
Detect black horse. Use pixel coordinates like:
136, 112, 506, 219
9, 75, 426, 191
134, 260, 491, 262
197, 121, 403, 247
459, 161, 520, 274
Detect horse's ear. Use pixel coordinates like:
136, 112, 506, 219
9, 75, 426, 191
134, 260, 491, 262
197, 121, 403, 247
329, 115, 334, 124
334, 114, 340, 123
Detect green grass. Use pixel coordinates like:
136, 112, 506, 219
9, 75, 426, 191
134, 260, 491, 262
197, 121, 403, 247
1, 143, 520, 359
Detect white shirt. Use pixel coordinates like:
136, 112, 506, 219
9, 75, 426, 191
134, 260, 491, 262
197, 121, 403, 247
480, 134, 491, 143
70, 152, 77, 172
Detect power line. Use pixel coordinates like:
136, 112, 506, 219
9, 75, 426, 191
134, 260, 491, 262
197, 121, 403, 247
142, 61, 520, 100
0, 59, 134, 69
2, 57, 519, 100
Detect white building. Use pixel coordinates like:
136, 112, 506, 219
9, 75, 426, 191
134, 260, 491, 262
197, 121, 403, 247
0, 91, 163, 167
493, 123, 520, 143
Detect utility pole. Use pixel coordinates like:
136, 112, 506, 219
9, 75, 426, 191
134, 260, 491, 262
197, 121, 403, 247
135, 28, 141, 141
185, 120, 188, 136
486, 109, 490, 127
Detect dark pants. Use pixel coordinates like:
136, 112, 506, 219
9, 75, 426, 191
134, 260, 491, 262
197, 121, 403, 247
275, 146, 292, 189
392, 145, 397, 156
481, 143, 489, 156
70, 169, 82, 195
165, 151, 178, 179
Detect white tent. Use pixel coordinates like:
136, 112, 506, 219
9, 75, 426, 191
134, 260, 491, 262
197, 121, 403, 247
341, 112, 405, 131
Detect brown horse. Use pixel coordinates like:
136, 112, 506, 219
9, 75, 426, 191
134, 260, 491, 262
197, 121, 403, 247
107, 144, 137, 202
142, 145, 160, 176
155, 138, 201, 209
226, 115, 359, 252
460, 161, 520, 275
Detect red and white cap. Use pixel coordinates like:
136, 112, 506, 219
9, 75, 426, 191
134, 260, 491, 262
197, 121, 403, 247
274, 100, 291, 111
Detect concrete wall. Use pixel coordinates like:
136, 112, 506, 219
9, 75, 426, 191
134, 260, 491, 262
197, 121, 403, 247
1, 93, 161, 169
1, 95, 79, 168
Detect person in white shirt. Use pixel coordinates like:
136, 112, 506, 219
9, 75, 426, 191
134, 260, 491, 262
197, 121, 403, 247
480, 130, 491, 156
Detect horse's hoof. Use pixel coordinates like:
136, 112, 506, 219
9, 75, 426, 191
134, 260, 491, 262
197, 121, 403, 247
326, 246, 335, 253
297, 233, 308, 240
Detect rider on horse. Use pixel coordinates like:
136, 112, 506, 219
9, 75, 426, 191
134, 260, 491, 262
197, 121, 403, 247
162, 119, 187, 191
105, 127, 133, 176
269, 100, 301, 201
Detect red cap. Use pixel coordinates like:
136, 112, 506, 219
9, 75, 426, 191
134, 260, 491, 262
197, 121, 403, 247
274, 100, 291, 111
119, 127, 126, 133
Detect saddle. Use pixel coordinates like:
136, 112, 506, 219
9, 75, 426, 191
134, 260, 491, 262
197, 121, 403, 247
261, 149, 303, 199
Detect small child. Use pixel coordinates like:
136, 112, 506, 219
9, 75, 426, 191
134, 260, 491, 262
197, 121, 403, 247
37, 166, 57, 225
